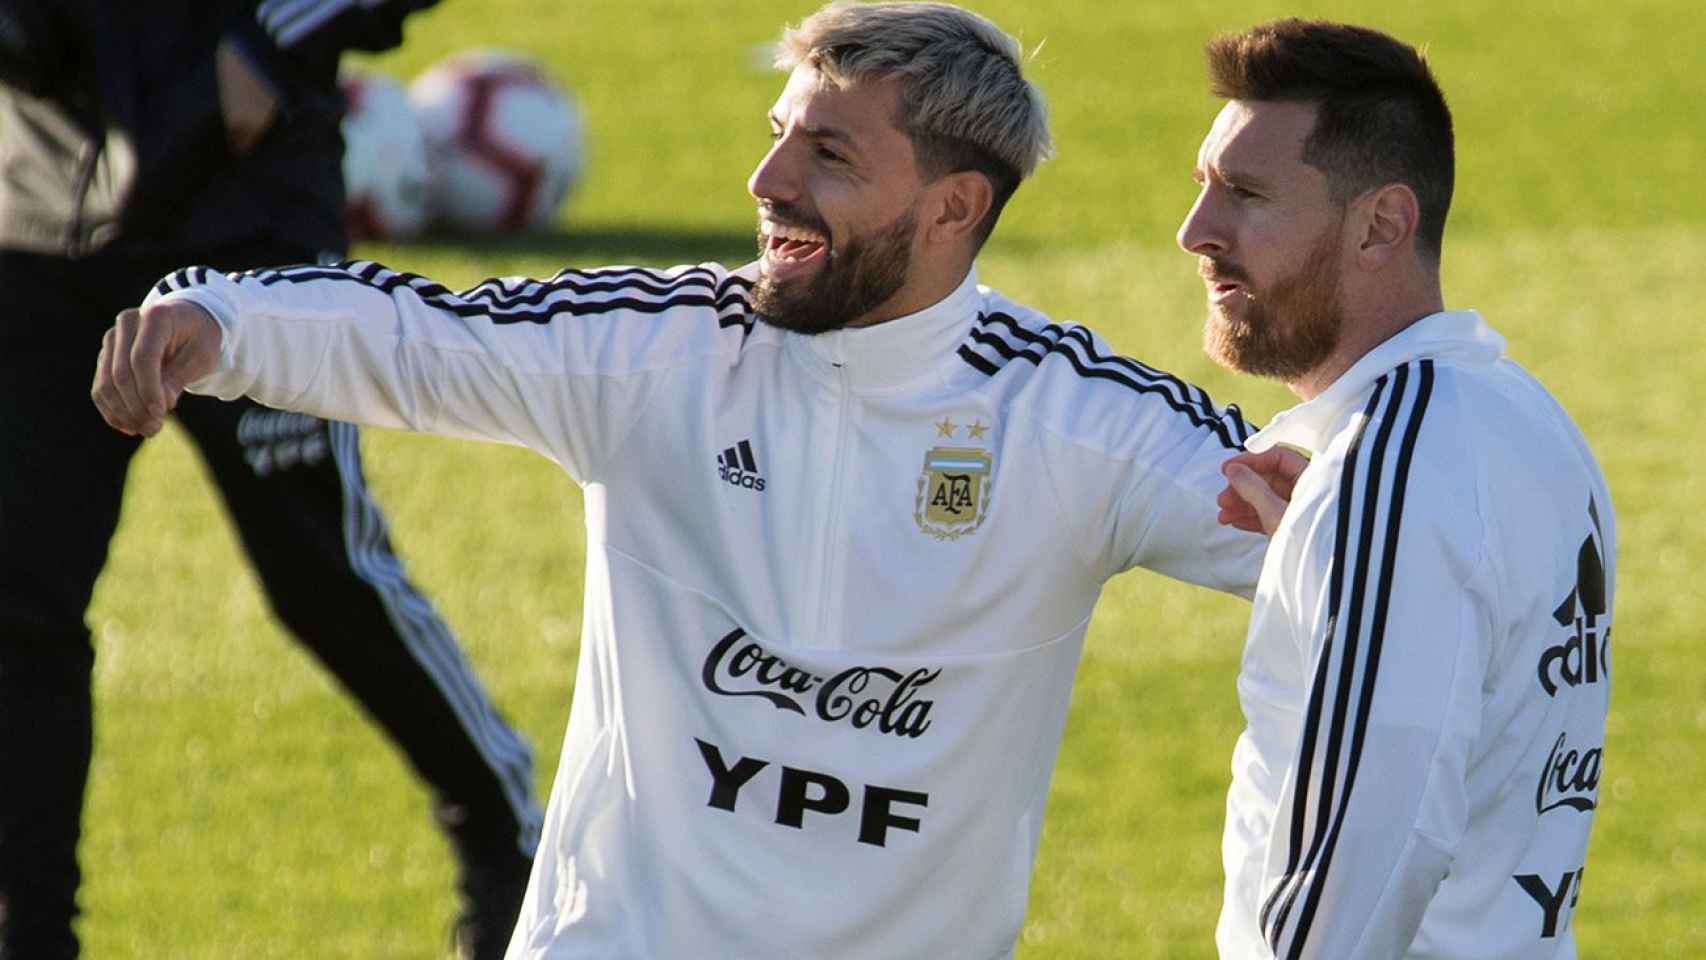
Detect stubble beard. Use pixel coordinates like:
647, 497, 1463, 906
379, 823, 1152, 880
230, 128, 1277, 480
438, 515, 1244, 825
1202, 222, 1346, 383
752, 207, 916, 336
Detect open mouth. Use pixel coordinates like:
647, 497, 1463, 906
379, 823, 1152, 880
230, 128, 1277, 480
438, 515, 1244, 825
1210, 280, 1245, 303
1199, 261, 1248, 304
761, 218, 829, 280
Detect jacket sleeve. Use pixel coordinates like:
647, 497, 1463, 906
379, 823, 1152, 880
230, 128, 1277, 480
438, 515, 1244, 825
148, 260, 756, 485
1108, 409, 1267, 598
250, 0, 441, 63
1091, 366, 1265, 597
1257, 369, 1488, 959
225, 0, 443, 95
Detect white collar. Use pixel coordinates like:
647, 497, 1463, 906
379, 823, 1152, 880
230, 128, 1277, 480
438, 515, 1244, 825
774, 268, 982, 393
1246, 310, 1505, 454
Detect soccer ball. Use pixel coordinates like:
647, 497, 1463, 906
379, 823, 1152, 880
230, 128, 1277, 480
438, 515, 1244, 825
408, 50, 583, 233
339, 67, 431, 241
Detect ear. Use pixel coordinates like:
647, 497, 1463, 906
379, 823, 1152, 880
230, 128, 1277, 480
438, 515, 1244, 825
923, 170, 995, 248
1354, 183, 1420, 269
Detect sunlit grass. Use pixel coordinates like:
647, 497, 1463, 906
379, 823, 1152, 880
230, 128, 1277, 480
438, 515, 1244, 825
73, 0, 1702, 954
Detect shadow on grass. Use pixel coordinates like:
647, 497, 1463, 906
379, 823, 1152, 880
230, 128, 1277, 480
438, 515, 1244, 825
388, 222, 760, 267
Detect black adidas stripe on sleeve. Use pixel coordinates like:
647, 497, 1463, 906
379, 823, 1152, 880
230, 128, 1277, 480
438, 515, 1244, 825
154, 265, 214, 297
1260, 359, 1436, 960
244, 261, 755, 331
957, 311, 1253, 450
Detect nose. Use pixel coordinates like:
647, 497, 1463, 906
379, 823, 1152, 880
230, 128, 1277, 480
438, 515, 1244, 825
747, 138, 800, 205
1176, 188, 1228, 258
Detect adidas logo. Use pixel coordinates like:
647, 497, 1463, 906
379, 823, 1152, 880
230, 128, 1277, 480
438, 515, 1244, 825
717, 439, 767, 492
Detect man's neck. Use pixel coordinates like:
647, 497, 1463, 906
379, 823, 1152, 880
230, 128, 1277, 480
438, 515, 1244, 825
1290, 283, 1445, 401
848, 258, 974, 329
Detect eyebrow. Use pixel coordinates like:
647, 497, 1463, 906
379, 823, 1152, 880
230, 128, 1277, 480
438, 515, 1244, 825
1196, 163, 1274, 193
769, 112, 863, 157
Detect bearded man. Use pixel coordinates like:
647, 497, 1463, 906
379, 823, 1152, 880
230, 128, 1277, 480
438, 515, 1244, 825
94, 2, 1267, 956
1184, 19, 1616, 959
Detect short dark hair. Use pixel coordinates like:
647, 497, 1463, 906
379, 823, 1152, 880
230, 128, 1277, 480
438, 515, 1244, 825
1205, 19, 1455, 261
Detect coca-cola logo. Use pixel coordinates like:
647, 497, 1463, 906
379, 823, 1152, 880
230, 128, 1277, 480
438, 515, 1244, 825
700, 629, 939, 739
1536, 731, 1601, 815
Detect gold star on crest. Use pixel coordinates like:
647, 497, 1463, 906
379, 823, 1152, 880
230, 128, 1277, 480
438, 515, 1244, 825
934, 416, 958, 437
966, 420, 989, 440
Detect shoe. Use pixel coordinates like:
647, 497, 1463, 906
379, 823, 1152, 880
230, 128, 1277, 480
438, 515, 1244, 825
450, 850, 532, 960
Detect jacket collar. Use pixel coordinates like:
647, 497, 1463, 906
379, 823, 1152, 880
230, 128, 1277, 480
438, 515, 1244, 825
776, 268, 981, 393
1246, 309, 1505, 454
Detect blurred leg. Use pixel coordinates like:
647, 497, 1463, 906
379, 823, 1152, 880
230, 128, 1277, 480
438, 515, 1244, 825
181, 240, 541, 955
173, 397, 540, 956
178, 397, 542, 852
0, 252, 144, 960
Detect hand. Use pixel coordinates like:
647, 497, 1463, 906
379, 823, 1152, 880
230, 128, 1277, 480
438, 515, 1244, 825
1217, 445, 1310, 536
91, 301, 223, 437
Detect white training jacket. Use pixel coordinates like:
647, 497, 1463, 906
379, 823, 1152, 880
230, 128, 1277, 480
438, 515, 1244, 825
1220, 311, 1614, 960
150, 260, 1266, 959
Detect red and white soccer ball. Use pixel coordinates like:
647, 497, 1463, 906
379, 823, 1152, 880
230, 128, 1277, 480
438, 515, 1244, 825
339, 67, 431, 241
409, 50, 583, 233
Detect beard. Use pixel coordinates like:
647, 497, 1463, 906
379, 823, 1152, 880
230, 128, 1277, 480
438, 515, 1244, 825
752, 205, 916, 336
1202, 220, 1345, 382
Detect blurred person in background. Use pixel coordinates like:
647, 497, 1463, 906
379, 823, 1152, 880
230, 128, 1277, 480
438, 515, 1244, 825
0, 2, 540, 957
1188, 19, 1615, 958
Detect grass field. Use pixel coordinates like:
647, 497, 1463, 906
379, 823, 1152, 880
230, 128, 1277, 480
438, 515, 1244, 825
78, 0, 1704, 956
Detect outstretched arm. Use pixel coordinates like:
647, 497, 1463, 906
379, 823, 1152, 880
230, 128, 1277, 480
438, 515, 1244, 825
90, 260, 756, 484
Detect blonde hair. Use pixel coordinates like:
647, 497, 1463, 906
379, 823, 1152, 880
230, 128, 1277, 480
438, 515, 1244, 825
776, 2, 1052, 241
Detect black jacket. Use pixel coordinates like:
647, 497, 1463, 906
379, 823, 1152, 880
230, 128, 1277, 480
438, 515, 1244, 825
0, 0, 435, 258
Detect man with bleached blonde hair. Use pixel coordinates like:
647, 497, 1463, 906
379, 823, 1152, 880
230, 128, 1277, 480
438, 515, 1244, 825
772, 0, 1051, 248
93, 2, 1266, 955
749, 0, 1052, 336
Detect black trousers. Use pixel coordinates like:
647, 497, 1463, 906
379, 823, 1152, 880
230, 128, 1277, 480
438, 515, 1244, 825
0, 245, 541, 958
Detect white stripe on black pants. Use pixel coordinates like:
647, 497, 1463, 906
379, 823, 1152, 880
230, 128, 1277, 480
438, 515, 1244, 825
175, 394, 543, 856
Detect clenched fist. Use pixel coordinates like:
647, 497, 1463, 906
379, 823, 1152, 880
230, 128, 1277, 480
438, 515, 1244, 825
91, 301, 222, 437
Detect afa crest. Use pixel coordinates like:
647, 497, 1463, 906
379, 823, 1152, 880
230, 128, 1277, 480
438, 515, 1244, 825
915, 446, 992, 540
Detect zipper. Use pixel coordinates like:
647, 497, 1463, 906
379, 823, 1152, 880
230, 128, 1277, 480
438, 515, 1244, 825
813, 361, 852, 650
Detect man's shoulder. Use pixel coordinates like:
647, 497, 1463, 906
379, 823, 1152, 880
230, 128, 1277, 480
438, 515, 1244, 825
963, 286, 1254, 459
1308, 357, 1480, 499
1304, 355, 1589, 547
1339, 354, 1586, 482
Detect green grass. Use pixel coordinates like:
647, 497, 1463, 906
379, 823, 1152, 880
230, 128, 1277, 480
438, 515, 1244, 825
77, 1, 1704, 956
